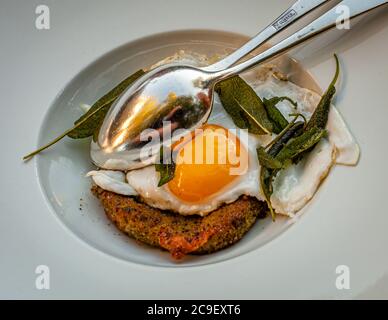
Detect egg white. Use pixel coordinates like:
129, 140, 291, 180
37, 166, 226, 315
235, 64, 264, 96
86, 170, 136, 196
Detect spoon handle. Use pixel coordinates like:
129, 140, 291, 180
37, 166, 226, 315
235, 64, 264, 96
203, 0, 331, 72
213, 0, 388, 81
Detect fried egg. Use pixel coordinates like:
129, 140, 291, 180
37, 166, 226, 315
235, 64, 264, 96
87, 51, 359, 217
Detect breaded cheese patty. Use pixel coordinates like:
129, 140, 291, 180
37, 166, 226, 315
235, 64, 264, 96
92, 186, 267, 259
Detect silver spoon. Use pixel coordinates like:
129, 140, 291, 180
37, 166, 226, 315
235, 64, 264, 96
92, 0, 387, 170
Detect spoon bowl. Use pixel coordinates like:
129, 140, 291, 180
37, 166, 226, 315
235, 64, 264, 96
91, 64, 216, 169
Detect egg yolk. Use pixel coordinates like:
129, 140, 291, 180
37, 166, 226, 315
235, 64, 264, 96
168, 124, 248, 202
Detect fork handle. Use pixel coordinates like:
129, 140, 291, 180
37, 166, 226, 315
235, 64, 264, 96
213, 0, 388, 81
203, 0, 331, 72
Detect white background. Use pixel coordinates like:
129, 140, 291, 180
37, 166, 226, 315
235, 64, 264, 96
1, 0, 388, 299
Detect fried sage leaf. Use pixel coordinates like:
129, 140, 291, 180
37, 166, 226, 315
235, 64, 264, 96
263, 97, 298, 134
233, 99, 269, 134
257, 146, 284, 169
68, 69, 145, 139
23, 70, 145, 161
275, 127, 327, 163
260, 167, 276, 221
155, 146, 176, 187
305, 54, 340, 131
267, 121, 305, 157
215, 76, 273, 134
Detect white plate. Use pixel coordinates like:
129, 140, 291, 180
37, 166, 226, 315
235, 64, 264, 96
1, 0, 388, 299
36, 29, 322, 268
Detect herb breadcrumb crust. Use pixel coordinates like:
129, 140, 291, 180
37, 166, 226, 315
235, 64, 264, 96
92, 186, 267, 259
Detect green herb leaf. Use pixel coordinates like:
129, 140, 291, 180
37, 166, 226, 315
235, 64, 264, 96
233, 99, 269, 134
257, 146, 284, 169
276, 127, 327, 163
68, 69, 145, 140
22, 69, 145, 161
215, 76, 273, 134
267, 120, 305, 156
305, 54, 340, 131
263, 96, 298, 134
260, 168, 277, 221
155, 146, 176, 187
